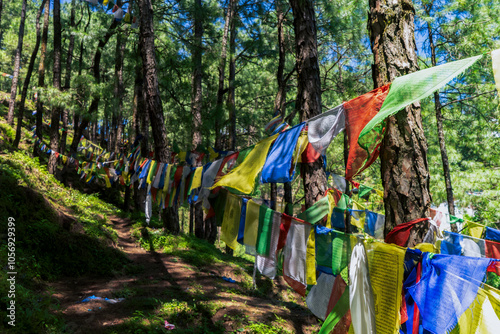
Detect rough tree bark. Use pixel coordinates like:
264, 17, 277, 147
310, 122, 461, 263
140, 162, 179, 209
289, 0, 327, 208
70, 19, 119, 153
113, 30, 126, 155
191, 0, 205, 239
7, 0, 28, 126
34, 0, 50, 158
48, 0, 63, 175
60, 0, 77, 154
132, 49, 147, 212
423, 3, 456, 225
13, 0, 47, 148
274, 0, 294, 216
214, 0, 236, 150
139, 0, 179, 234
73, 5, 92, 134
368, 0, 432, 242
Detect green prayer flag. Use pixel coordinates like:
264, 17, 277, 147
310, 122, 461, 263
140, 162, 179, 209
358, 55, 482, 166
256, 205, 274, 256
336, 194, 350, 211
358, 185, 373, 199
331, 231, 350, 275
297, 196, 330, 224
449, 215, 464, 225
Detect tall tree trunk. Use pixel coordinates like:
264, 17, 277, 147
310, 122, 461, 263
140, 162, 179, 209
139, 0, 178, 233
114, 31, 126, 155
214, 0, 236, 150
13, 0, 47, 148
7, 0, 28, 126
60, 0, 77, 154
289, 0, 327, 209
423, 4, 456, 224
132, 46, 148, 212
72, 5, 91, 137
227, 7, 237, 151
70, 19, 119, 153
368, 0, 432, 242
34, 0, 50, 158
48, 0, 63, 175
274, 0, 287, 115
191, 0, 205, 239
274, 0, 293, 215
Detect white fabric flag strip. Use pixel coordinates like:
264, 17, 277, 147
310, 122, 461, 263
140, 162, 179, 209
331, 172, 347, 192
305, 273, 336, 321
145, 184, 152, 224
255, 211, 282, 279
152, 162, 165, 189
492, 49, 500, 96
197, 159, 224, 209
307, 104, 345, 155
349, 240, 376, 334
307, 104, 345, 154
283, 220, 311, 294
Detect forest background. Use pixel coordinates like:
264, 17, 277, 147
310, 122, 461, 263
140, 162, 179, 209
1, 0, 500, 233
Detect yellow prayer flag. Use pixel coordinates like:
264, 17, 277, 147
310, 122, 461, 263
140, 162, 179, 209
212, 134, 278, 194
366, 241, 406, 334
451, 284, 500, 333
351, 200, 366, 230
104, 176, 111, 188
221, 193, 242, 250
178, 151, 187, 162
306, 227, 316, 285
190, 167, 203, 190
464, 221, 485, 239
296, 133, 309, 163
244, 200, 260, 249
146, 161, 157, 184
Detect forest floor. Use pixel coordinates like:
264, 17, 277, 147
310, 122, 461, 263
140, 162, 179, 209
48, 214, 320, 334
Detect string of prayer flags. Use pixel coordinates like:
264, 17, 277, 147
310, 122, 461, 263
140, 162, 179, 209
492, 49, 500, 96
261, 122, 305, 183
212, 134, 278, 194
407, 253, 492, 334
355, 55, 482, 179
306, 104, 345, 155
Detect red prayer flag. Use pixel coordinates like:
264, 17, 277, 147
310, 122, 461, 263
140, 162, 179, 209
344, 84, 390, 180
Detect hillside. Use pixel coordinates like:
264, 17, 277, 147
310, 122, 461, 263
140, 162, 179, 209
0, 110, 320, 333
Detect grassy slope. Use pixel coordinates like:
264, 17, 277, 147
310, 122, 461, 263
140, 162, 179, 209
0, 116, 130, 333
